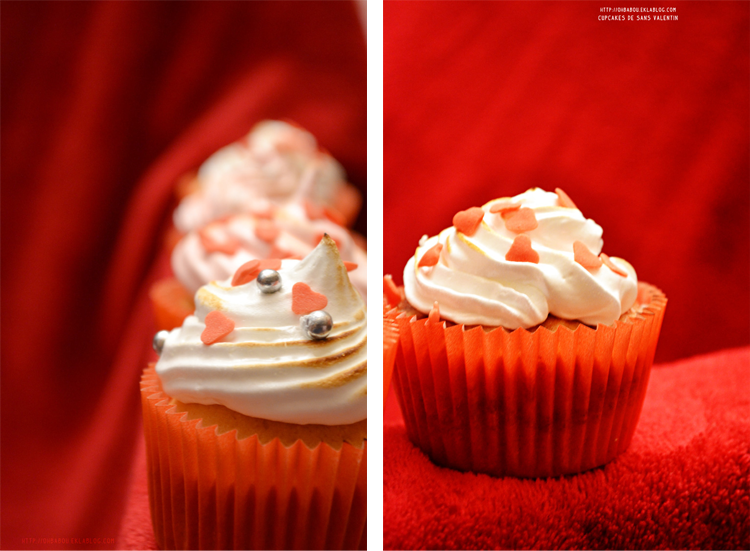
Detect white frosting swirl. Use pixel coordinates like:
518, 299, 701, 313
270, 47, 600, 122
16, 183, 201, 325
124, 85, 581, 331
156, 236, 366, 426
174, 121, 347, 233
171, 203, 367, 300
403, 188, 637, 329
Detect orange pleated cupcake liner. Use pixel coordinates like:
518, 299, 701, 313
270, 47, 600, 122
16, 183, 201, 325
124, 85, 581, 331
141, 366, 367, 549
149, 278, 196, 332
385, 282, 666, 478
383, 298, 399, 408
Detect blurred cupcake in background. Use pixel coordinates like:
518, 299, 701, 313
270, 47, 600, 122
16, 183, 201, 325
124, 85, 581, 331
151, 121, 367, 332
173, 120, 362, 233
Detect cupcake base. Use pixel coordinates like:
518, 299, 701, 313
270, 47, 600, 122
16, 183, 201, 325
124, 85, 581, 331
385, 282, 666, 478
141, 366, 367, 549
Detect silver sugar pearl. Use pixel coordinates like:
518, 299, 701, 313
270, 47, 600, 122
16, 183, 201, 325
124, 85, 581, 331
256, 269, 282, 293
152, 330, 169, 355
301, 310, 333, 340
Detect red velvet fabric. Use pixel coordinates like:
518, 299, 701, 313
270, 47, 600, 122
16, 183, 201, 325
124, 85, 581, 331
1, 2, 366, 548
384, 1, 750, 364
384, 347, 750, 550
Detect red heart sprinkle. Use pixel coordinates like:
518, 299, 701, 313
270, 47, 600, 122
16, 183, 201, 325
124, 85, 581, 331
199, 227, 240, 255
231, 260, 261, 286
600, 253, 627, 277
344, 261, 358, 271
254, 220, 280, 243
428, 301, 441, 324
573, 240, 602, 270
504, 208, 539, 233
555, 188, 578, 209
292, 282, 328, 315
201, 311, 235, 345
505, 235, 539, 263
501, 210, 521, 222
453, 207, 485, 237
489, 201, 521, 215
231, 258, 283, 286
418, 243, 443, 268
384, 275, 404, 307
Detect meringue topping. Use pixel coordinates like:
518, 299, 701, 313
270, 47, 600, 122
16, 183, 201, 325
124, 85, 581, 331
173, 120, 347, 233
156, 236, 367, 426
403, 188, 638, 329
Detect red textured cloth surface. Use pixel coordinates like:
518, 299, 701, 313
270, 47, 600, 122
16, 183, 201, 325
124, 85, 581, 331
384, 347, 750, 550
1, 2, 365, 548
384, 1, 750, 364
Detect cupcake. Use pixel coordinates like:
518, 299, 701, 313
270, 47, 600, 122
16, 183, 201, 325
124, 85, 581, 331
173, 120, 362, 233
385, 188, 666, 477
143, 235, 367, 549
151, 200, 367, 331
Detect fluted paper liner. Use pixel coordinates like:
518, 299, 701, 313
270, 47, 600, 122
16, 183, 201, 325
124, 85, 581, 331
385, 282, 666, 478
383, 298, 399, 408
141, 366, 367, 549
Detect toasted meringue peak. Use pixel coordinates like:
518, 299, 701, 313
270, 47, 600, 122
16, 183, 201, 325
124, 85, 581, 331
296, 234, 363, 307
156, 238, 367, 425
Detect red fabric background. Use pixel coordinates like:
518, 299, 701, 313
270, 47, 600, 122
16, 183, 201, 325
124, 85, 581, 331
384, 1, 749, 364
384, 347, 750, 550
1, 2, 366, 548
